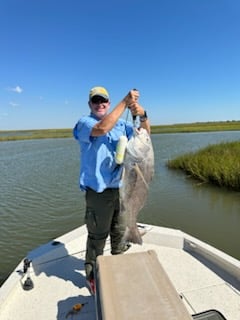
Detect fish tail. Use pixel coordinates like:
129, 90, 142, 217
124, 227, 143, 245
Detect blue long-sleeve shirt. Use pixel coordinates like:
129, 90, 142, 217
73, 113, 133, 192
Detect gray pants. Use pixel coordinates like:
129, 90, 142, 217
84, 188, 125, 280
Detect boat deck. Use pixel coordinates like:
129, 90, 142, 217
0, 225, 239, 319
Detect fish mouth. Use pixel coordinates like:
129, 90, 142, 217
134, 128, 151, 141
134, 127, 142, 135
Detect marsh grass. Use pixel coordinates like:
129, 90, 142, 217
151, 120, 240, 134
1, 120, 240, 142
0, 128, 72, 141
167, 141, 240, 190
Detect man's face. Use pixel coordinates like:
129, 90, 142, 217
89, 95, 110, 119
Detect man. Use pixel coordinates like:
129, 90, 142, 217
73, 86, 150, 294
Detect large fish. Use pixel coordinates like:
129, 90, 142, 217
120, 127, 154, 244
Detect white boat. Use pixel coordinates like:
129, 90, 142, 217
0, 224, 239, 319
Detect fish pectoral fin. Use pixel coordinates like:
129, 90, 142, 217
133, 163, 149, 190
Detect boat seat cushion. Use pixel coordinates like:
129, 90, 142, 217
96, 249, 192, 320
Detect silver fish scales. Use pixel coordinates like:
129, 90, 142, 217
120, 127, 154, 244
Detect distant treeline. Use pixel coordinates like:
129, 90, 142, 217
1, 120, 240, 142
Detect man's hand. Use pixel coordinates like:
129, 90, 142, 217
129, 102, 145, 117
124, 89, 140, 107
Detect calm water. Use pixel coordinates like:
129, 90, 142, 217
1, 132, 240, 285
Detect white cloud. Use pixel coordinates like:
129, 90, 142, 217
9, 101, 19, 107
8, 85, 23, 93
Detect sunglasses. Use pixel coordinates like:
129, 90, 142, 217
91, 96, 109, 104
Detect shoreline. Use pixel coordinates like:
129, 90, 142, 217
1, 120, 240, 142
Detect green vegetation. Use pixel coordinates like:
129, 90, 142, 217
1, 120, 240, 142
151, 120, 240, 134
167, 141, 240, 191
0, 128, 72, 141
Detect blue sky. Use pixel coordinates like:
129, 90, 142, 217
1, 0, 240, 130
